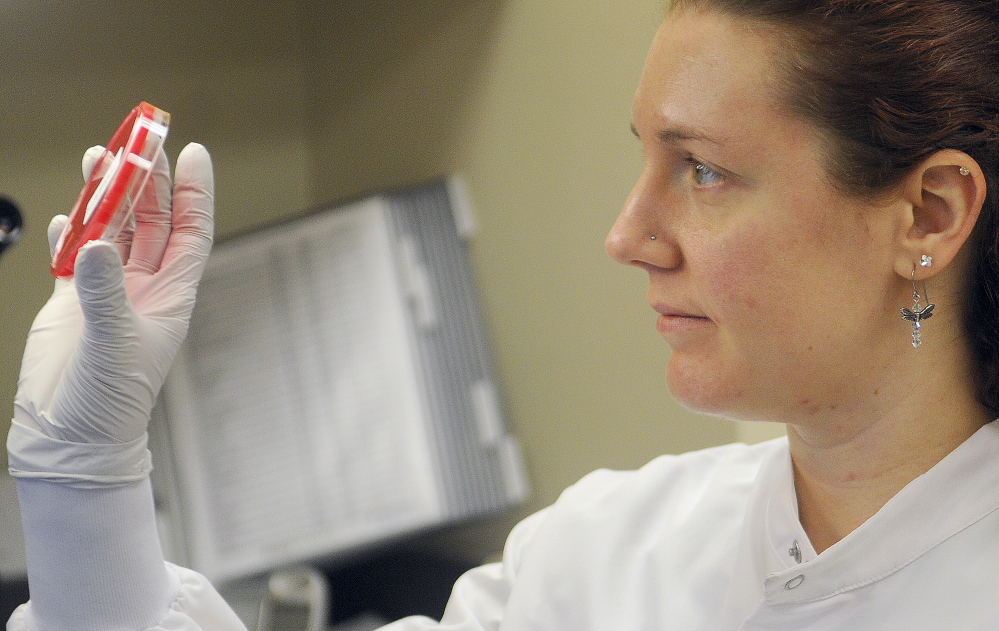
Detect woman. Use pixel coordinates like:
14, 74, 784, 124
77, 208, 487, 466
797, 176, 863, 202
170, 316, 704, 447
8, 0, 999, 629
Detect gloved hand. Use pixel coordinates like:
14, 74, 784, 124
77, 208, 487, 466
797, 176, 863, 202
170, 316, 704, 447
7, 142, 213, 485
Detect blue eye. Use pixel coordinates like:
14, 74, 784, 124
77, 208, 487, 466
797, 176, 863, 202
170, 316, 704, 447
689, 159, 724, 186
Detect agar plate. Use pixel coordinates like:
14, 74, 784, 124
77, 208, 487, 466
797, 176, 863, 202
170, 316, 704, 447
51, 101, 170, 278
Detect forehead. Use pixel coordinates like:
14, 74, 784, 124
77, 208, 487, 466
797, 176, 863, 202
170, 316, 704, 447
635, 8, 787, 141
634, 8, 828, 176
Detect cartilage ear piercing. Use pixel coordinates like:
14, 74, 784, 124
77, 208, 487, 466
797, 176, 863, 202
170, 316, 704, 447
900, 266, 934, 348
650, 234, 657, 241
959, 166, 971, 176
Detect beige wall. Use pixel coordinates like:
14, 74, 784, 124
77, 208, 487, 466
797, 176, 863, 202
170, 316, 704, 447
0, 0, 783, 563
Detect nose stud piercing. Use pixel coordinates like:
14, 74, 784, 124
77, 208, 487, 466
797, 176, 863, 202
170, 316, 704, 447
900, 260, 934, 348
650, 235, 657, 241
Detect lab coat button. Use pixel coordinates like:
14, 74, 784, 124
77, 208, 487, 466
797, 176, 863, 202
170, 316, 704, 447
785, 574, 805, 590
789, 540, 802, 563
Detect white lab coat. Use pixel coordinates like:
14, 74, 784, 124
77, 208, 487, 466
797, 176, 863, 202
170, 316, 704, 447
10, 421, 999, 630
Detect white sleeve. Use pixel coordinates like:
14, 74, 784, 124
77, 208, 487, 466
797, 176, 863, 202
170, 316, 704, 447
377, 508, 550, 631
6, 472, 247, 631
6, 563, 246, 631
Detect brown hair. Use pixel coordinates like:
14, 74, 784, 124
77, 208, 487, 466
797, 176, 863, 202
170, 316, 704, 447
670, 0, 999, 415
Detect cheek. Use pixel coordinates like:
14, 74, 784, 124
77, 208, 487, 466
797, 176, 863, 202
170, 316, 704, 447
691, 221, 825, 363
692, 227, 780, 317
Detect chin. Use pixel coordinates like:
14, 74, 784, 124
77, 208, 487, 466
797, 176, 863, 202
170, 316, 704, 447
665, 357, 754, 420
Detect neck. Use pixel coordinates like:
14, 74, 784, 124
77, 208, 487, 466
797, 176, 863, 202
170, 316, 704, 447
785, 350, 991, 553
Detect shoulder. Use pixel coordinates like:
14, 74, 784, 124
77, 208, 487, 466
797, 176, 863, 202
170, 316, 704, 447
496, 439, 788, 626
510, 438, 787, 560
553, 438, 785, 520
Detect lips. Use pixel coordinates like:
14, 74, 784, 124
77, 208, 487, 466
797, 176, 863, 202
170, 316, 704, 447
651, 303, 704, 318
652, 303, 712, 338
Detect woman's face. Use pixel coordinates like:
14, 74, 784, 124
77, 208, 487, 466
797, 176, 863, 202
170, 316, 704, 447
607, 8, 906, 424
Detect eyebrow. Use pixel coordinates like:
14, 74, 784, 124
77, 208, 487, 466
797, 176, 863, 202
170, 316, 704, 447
630, 122, 723, 145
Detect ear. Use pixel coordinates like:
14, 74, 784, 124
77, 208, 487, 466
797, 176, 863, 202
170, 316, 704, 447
894, 149, 986, 280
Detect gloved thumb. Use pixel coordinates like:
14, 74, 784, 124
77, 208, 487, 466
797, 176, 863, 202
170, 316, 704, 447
74, 240, 131, 335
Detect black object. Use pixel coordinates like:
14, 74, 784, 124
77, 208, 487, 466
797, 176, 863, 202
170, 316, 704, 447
0, 197, 23, 261
0, 578, 28, 623
325, 549, 475, 624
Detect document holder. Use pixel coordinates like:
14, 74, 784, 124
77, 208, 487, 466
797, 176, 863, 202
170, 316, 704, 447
149, 177, 528, 583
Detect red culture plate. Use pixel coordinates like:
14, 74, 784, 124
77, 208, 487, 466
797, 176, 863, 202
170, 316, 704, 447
51, 101, 170, 278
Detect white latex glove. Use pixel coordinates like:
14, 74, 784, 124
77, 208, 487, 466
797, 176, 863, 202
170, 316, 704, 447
8, 142, 213, 486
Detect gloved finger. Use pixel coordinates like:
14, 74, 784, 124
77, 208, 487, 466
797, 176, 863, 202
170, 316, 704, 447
160, 143, 214, 279
113, 211, 136, 264
68, 240, 148, 444
74, 240, 132, 342
81, 145, 105, 181
47, 215, 69, 258
122, 147, 173, 274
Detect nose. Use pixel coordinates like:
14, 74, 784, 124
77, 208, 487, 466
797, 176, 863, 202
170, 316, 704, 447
605, 171, 680, 270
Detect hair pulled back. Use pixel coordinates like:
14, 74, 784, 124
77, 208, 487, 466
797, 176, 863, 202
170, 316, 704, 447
670, 0, 999, 415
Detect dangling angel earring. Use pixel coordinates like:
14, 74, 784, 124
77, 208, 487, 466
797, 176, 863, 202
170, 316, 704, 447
900, 256, 934, 348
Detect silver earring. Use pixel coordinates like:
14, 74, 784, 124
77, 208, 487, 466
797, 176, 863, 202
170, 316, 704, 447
960, 166, 971, 176
900, 264, 934, 348
650, 234, 657, 241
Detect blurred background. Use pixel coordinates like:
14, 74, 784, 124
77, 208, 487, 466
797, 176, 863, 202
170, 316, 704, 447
0, 0, 784, 582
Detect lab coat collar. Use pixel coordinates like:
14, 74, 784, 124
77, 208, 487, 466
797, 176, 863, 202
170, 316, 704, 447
760, 419, 999, 604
